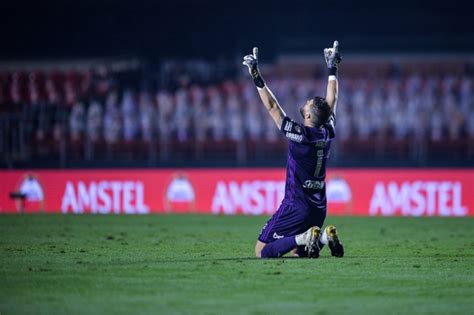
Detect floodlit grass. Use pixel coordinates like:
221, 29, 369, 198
1, 215, 473, 314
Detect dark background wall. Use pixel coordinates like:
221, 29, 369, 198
2, 0, 473, 61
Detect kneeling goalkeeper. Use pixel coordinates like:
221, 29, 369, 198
243, 41, 344, 258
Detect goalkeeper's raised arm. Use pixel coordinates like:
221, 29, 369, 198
242, 47, 286, 129
324, 40, 341, 113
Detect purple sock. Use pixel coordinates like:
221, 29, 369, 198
261, 236, 297, 258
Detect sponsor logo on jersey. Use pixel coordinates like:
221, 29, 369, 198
302, 180, 325, 190
283, 120, 293, 132
273, 232, 284, 239
285, 132, 303, 142
315, 141, 326, 148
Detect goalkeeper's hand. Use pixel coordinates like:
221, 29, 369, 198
324, 40, 342, 70
242, 47, 265, 88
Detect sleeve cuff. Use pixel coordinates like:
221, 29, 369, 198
328, 66, 338, 76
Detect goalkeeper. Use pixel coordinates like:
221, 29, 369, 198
243, 41, 344, 258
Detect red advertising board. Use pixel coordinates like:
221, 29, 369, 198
0, 169, 472, 216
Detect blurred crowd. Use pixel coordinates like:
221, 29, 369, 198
45, 75, 474, 143
337, 74, 474, 141
1, 63, 473, 160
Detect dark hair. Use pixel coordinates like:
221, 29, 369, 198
308, 96, 332, 127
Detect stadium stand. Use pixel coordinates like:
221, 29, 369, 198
0, 56, 473, 168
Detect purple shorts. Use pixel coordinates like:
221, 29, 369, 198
258, 203, 326, 243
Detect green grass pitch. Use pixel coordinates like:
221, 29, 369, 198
1, 215, 473, 314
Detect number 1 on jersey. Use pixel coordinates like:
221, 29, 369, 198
314, 149, 324, 177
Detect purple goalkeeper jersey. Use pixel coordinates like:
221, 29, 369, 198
279, 114, 336, 211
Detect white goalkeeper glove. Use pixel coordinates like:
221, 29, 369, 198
324, 40, 342, 76
242, 47, 265, 88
